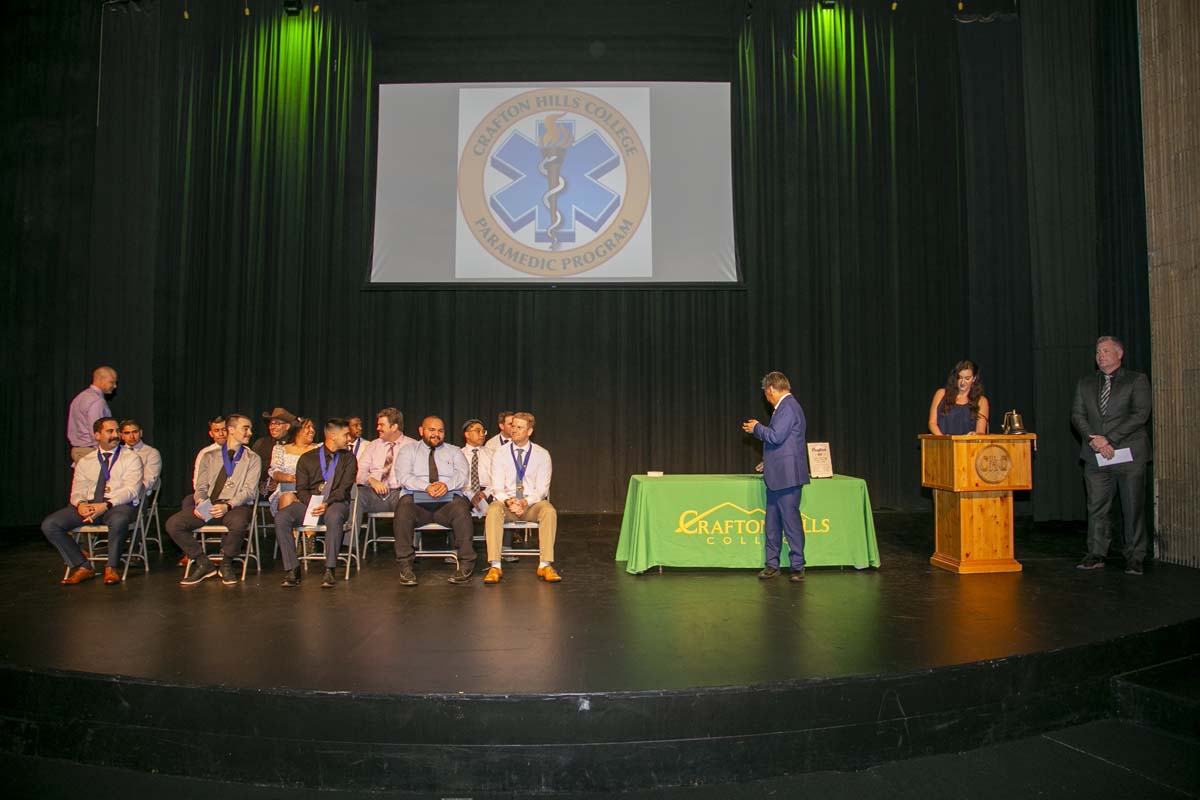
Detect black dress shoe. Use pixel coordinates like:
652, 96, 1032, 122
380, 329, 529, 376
447, 568, 474, 584
398, 567, 418, 586
219, 561, 239, 586
280, 568, 301, 588
321, 568, 337, 588
1124, 559, 1143, 576
181, 560, 218, 586
789, 568, 806, 582
758, 566, 780, 580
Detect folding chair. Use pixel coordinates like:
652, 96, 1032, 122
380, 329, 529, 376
181, 520, 262, 582
362, 511, 395, 555
142, 488, 163, 552
64, 495, 150, 582
292, 485, 361, 579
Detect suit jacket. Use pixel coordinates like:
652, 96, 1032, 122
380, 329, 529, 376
753, 394, 810, 491
1070, 368, 1152, 463
194, 446, 262, 508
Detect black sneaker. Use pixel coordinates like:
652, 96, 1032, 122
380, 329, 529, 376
398, 567, 418, 586
789, 568, 806, 582
219, 561, 239, 586
320, 568, 337, 588
447, 568, 474, 585
280, 568, 301, 588
1125, 559, 1143, 576
1076, 555, 1105, 570
180, 560, 218, 586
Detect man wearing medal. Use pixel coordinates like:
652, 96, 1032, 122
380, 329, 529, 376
483, 412, 560, 584
272, 418, 357, 588
41, 417, 143, 585
165, 414, 262, 586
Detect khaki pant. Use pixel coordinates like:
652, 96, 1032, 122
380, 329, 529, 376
484, 499, 556, 563
70, 446, 95, 464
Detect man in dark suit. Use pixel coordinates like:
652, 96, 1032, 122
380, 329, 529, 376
1071, 336, 1152, 575
742, 371, 810, 582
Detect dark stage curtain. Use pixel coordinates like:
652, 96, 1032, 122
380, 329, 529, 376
3, 0, 1149, 525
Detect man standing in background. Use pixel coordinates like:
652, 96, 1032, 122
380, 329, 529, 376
66, 366, 117, 462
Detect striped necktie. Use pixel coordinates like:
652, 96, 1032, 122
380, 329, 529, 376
1100, 374, 1112, 416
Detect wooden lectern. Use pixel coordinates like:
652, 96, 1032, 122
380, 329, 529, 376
918, 434, 1036, 574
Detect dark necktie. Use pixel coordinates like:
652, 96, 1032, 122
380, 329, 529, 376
428, 446, 439, 484
382, 442, 395, 477
210, 453, 231, 502
92, 453, 111, 502
1100, 374, 1113, 416
469, 448, 480, 493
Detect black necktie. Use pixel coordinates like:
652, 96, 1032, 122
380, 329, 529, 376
470, 448, 480, 493
92, 453, 111, 502
428, 446, 439, 483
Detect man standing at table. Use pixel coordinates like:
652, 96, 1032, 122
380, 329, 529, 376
742, 371, 809, 582
1071, 335, 1152, 575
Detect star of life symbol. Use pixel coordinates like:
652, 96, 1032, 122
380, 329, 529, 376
489, 116, 620, 249
457, 87, 651, 278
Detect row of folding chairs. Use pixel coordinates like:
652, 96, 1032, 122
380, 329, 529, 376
65, 486, 161, 582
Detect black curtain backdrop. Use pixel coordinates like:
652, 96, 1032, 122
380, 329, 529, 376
3, 0, 1150, 526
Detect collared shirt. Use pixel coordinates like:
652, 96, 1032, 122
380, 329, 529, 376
773, 391, 793, 410
295, 446, 358, 505
397, 440, 470, 495
193, 442, 221, 489
461, 444, 493, 495
128, 441, 162, 493
356, 435, 414, 488
69, 446, 143, 507
348, 437, 369, 458
66, 385, 111, 448
490, 441, 552, 504
483, 434, 510, 456
194, 445, 262, 508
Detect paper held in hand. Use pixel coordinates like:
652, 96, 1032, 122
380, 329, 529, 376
195, 499, 215, 521
1096, 447, 1133, 467
807, 442, 833, 478
303, 494, 325, 526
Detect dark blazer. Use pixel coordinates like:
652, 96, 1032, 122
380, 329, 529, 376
753, 393, 810, 491
295, 447, 359, 504
1070, 368, 1152, 464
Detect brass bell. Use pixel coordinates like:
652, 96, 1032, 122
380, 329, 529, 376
1002, 410, 1026, 435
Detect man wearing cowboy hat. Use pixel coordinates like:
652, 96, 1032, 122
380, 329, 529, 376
252, 407, 298, 497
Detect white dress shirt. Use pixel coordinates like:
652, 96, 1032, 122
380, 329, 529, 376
355, 435, 413, 488
348, 437, 370, 458
69, 445, 144, 507
483, 433, 510, 456
193, 442, 221, 489
461, 443, 493, 515
128, 441, 162, 493
490, 441, 552, 504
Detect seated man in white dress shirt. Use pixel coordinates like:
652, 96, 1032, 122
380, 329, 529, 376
347, 416, 368, 458
484, 410, 515, 456
41, 417, 144, 585
393, 416, 475, 586
120, 419, 162, 495
356, 407, 412, 517
483, 412, 560, 584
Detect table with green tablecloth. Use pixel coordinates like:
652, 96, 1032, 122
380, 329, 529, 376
615, 474, 881, 574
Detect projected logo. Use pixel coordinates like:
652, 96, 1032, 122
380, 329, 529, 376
457, 88, 651, 278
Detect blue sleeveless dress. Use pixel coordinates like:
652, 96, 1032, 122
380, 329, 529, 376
938, 403, 976, 435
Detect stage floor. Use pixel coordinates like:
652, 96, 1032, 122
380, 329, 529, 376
2, 512, 1199, 696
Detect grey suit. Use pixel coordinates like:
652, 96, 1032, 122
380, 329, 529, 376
1070, 368, 1152, 562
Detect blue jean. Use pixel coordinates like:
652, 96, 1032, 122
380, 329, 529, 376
41, 504, 138, 569
764, 485, 805, 570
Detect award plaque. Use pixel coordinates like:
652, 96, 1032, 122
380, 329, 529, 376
807, 442, 833, 478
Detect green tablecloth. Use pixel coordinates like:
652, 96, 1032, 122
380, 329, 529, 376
615, 474, 881, 574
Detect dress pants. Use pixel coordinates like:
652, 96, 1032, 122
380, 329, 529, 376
1084, 460, 1148, 562
357, 486, 402, 515
165, 495, 254, 560
272, 500, 350, 570
484, 500, 557, 563
41, 504, 138, 569
393, 494, 475, 570
764, 484, 805, 571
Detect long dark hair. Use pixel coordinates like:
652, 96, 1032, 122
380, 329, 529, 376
940, 360, 985, 418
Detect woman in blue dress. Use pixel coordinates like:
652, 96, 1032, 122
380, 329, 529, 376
927, 359, 989, 435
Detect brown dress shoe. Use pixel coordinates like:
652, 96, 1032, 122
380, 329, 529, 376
536, 564, 563, 582
61, 566, 96, 585
483, 566, 503, 585
103, 567, 121, 585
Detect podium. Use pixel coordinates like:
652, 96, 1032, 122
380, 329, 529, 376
918, 434, 1036, 574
